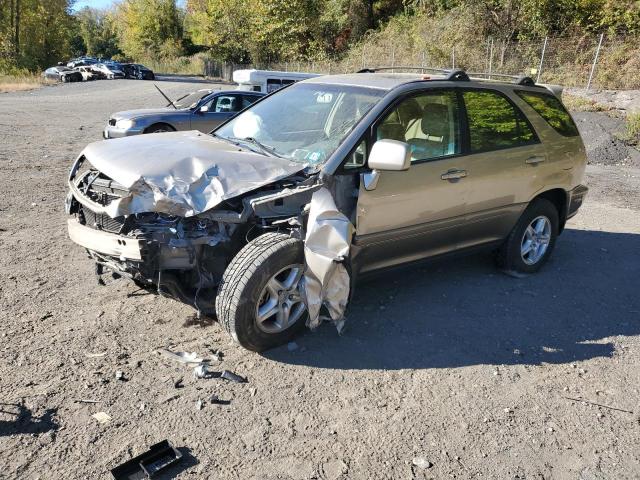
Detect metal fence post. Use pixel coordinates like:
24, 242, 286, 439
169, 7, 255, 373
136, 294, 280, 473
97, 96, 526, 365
391, 45, 395, 72
587, 33, 604, 90
361, 43, 366, 69
488, 37, 494, 79
421, 51, 425, 71
452, 46, 455, 69
536, 36, 548, 83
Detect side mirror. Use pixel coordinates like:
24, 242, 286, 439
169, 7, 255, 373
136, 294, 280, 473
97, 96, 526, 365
368, 139, 411, 171
199, 105, 209, 113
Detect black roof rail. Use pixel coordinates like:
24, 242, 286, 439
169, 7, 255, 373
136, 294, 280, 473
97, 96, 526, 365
445, 69, 470, 81
356, 66, 470, 81
468, 72, 540, 87
515, 75, 536, 86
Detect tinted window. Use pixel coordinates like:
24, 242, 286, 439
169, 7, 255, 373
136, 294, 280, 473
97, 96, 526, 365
376, 90, 461, 162
463, 90, 537, 152
516, 91, 579, 137
266, 79, 282, 93
241, 95, 260, 109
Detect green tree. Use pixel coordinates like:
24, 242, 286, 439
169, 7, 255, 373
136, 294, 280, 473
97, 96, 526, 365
116, 0, 184, 60
76, 7, 121, 58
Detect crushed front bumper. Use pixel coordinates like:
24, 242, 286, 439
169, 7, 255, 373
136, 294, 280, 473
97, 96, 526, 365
67, 218, 143, 260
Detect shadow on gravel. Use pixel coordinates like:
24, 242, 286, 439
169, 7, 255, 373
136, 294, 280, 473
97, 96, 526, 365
0, 403, 58, 437
266, 228, 640, 370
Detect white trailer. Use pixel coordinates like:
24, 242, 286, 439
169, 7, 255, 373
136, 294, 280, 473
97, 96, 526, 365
233, 69, 322, 93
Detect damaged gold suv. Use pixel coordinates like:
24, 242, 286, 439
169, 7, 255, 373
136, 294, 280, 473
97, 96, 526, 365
66, 69, 588, 351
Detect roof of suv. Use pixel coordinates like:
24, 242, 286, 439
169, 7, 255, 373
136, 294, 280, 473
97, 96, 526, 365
303, 73, 430, 90
301, 71, 554, 95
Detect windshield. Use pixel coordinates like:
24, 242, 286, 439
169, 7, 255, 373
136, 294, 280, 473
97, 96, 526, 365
174, 90, 212, 109
215, 82, 385, 164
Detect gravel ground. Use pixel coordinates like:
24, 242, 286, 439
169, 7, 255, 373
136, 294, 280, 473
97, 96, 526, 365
1, 79, 639, 479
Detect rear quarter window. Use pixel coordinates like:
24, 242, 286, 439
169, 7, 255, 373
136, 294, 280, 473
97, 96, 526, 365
515, 90, 579, 137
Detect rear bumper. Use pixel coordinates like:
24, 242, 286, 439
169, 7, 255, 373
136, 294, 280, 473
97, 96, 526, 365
567, 184, 588, 219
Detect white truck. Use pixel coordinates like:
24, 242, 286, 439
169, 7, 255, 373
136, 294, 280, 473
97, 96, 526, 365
233, 69, 321, 93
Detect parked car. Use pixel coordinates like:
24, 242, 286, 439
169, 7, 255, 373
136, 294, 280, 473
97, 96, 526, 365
121, 63, 155, 80
66, 69, 588, 352
43, 66, 83, 83
74, 66, 97, 81
91, 63, 125, 79
67, 57, 97, 68
103, 89, 264, 138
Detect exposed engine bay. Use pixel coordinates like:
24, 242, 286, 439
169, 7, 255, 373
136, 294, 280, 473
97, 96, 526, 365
66, 154, 331, 315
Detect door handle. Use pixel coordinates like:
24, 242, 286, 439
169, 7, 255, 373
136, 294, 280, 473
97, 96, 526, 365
526, 155, 546, 164
440, 169, 467, 180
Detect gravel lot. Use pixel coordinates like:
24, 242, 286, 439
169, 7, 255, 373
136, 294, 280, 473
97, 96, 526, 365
1, 78, 639, 479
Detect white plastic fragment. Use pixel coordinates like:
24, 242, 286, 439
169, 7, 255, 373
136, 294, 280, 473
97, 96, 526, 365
158, 349, 204, 365
92, 412, 111, 424
300, 187, 354, 330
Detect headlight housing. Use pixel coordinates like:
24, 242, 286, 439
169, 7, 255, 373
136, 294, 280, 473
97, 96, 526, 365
115, 119, 135, 129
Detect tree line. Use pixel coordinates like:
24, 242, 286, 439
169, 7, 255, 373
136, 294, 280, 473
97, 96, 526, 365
1, 0, 638, 73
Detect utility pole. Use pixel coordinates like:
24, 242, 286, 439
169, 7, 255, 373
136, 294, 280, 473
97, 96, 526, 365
14, 0, 20, 57
587, 33, 604, 90
536, 36, 548, 83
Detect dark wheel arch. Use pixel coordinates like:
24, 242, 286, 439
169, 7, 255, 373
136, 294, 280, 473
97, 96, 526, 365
144, 123, 176, 134
532, 188, 568, 233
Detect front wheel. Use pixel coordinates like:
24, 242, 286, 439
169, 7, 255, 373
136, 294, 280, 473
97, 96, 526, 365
496, 198, 559, 274
145, 124, 174, 134
216, 233, 307, 352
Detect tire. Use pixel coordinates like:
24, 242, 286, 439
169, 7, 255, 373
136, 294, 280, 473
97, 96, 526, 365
145, 123, 175, 134
496, 198, 559, 274
216, 232, 307, 352
61, 75, 68, 83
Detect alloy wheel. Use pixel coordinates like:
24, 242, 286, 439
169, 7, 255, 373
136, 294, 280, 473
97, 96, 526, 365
255, 264, 306, 334
521, 215, 551, 265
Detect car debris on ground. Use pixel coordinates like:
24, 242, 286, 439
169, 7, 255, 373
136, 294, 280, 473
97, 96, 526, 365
110, 440, 182, 480
91, 412, 111, 425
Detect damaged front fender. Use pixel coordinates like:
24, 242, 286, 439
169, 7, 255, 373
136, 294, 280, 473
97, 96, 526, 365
301, 187, 354, 331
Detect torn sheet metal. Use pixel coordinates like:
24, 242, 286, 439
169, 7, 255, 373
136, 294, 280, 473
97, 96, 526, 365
73, 131, 305, 218
301, 187, 354, 330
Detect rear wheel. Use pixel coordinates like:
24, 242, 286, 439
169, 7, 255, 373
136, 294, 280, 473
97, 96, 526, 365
216, 233, 307, 352
496, 198, 559, 274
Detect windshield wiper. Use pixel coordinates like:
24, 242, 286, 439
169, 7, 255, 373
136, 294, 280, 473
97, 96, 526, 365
227, 136, 284, 158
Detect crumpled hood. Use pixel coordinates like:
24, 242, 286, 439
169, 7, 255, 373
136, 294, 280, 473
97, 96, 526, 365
110, 107, 184, 121
79, 131, 306, 218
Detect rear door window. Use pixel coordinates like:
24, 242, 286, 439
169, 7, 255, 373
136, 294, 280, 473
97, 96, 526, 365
241, 95, 261, 109
462, 90, 538, 153
515, 90, 579, 137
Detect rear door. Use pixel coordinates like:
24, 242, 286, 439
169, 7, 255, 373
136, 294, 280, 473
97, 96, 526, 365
457, 88, 547, 248
354, 89, 468, 273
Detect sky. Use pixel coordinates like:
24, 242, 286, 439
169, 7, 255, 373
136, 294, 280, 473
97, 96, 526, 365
72, 0, 119, 11
71, 0, 185, 12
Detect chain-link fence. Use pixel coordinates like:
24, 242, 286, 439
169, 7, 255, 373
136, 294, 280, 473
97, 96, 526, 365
205, 33, 639, 90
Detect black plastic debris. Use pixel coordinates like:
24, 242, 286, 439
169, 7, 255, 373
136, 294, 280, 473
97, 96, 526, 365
111, 440, 182, 479
220, 370, 247, 383
210, 394, 231, 405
